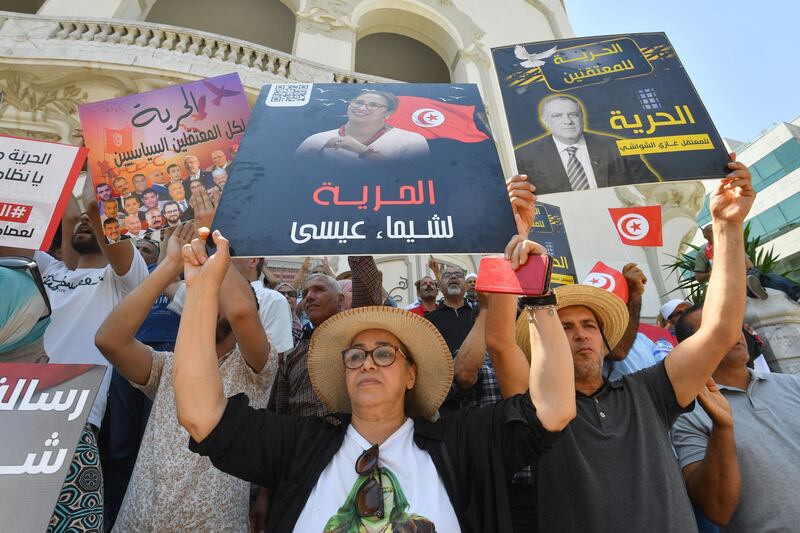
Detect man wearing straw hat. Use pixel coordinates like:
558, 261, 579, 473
526, 156, 755, 532
172, 198, 577, 531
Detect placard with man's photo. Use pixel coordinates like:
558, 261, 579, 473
492, 33, 729, 195
79, 73, 249, 243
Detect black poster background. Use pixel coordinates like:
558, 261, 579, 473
493, 32, 730, 193
212, 83, 516, 256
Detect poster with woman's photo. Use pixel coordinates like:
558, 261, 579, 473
78, 73, 250, 244
211, 83, 515, 256
492, 33, 730, 195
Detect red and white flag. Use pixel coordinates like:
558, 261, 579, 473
104, 126, 133, 154
385, 96, 490, 143
608, 205, 663, 247
583, 261, 628, 303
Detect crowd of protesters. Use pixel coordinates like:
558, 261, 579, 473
2, 155, 800, 533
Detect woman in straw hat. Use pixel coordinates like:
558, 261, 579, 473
172, 225, 576, 533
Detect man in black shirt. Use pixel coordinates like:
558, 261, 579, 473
424, 266, 476, 352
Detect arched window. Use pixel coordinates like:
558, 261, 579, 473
1, 0, 46, 14
355, 33, 450, 83
146, 0, 295, 53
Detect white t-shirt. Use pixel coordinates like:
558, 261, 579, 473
294, 418, 460, 532
167, 281, 294, 353
250, 281, 294, 353
34, 249, 149, 427
296, 126, 430, 162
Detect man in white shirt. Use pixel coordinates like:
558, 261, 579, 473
1, 182, 148, 531
184, 154, 213, 188
515, 94, 658, 194
234, 256, 294, 354
1, 191, 149, 432
167, 256, 294, 355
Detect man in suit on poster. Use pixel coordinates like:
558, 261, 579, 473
515, 94, 658, 194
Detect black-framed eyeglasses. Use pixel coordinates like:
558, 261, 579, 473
355, 444, 384, 518
349, 99, 388, 110
441, 271, 465, 280
0, 256, 52, 321
279, 289, 298, 298
341, 344, 411, 370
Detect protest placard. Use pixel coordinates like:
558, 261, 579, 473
0, 363, 105, 532
0, 136, 87, 251
211, 83, 515, 256
492, 33, 730, 195
78, 73, 250, 243
530, 201, 577, 287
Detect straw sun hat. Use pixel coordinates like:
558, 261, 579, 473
515, 284, 629, 361
308, 306, 454, 419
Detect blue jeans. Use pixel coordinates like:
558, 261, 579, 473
749, 268, 800, 300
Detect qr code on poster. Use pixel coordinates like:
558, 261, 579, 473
265, 84, 312, 107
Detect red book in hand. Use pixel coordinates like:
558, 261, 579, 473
475, 255, 553, 296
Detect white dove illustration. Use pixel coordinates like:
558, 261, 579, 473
514, 44, 558, 68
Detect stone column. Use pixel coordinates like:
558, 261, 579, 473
615, 181, 707, 312
292, 7, 357, 73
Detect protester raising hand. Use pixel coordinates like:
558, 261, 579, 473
320, 256, 335, 277
95, 223, 198, 386
427, 254, 442, 282
190, 186, 217, 231
696, 378, 734, 429
622, 262, 648, 298
709, 153, 755, 223
507, 173, 537, 237
676, 377, 740, 526
165, 221, 195, 265
504, 234, 547, 270
182, 227, 229, 289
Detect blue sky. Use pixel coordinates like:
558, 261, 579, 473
563, 0, 799, 143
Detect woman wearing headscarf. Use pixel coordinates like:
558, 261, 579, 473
0, 259, 104, 532
0, 263, 50, 363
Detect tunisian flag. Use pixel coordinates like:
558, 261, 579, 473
385, 96, 490, 143
608, 205, 663, 247
104, 126, 133, 154
582, 261, 629, 303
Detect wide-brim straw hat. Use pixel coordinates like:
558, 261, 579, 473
308, 306, 453, 419
515, 312, 534, 364
515, 284, 629, 359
